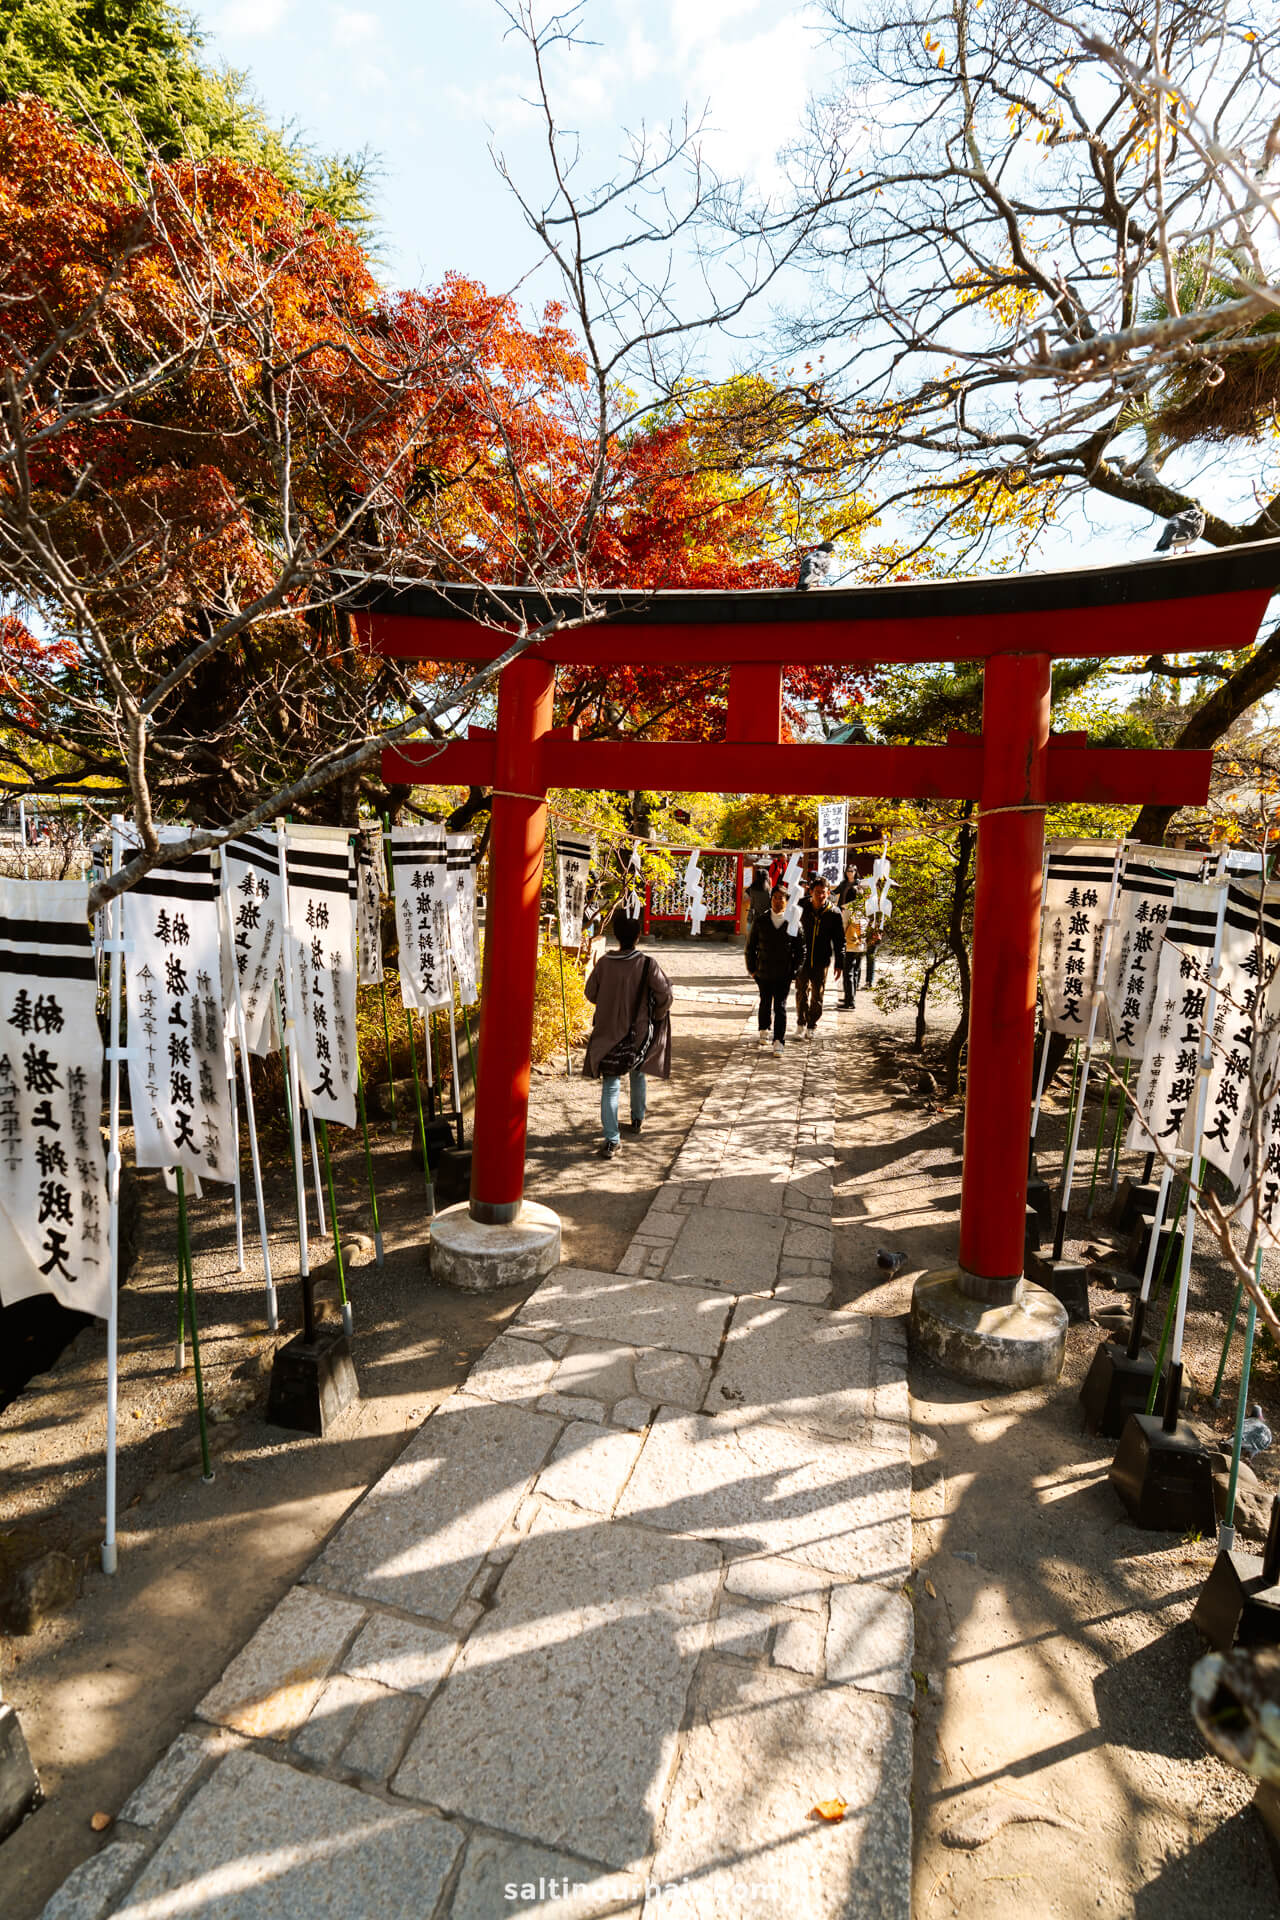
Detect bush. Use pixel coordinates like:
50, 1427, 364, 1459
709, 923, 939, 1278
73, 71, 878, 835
532, 942, 591, 1066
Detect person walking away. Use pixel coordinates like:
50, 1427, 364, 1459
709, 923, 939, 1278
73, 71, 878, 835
584, 908, 673, 1158
744, 864, 771, 930
795, 876, 845, 1035
746, 885, 801, 1052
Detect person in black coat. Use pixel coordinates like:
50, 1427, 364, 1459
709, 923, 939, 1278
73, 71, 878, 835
745, 885, 801, 1051
744, 865, 772, 929
795, 875, 846, 1034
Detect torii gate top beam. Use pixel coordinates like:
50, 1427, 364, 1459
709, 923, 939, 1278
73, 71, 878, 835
354, 541, 1280, 668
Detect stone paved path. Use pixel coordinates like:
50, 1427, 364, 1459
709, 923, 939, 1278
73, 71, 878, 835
43, 1016, 913, 1920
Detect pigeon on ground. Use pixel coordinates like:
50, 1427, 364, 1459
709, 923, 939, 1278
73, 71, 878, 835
1155, 506, 1205, 553
876, 1248, 906, 1274
1241, 1403, 1273, 1459
797, 542, 836, 589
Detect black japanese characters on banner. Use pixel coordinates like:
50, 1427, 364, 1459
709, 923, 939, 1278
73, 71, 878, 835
123, 861, 237, 1183
355, 826, 386, 987
1201, 882, 1280, 1182
1102, 847, 1206, 1058
1125, 880, 1224, 1155
1040, 840, 1123, 1033
445, 832, 479, 1005
284, 833, 358, 1130
391, 825, 452, 1012
0, 880, 110, 1319
555, 836, 593, 948
220, 830, 283, 1056
817, 804, 848, 886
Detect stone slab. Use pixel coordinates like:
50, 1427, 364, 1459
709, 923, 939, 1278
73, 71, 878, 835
307, 1394, 560, 1620
342, 1687, 421, 1780
632, 1348, 709, 1411
711, 1605, 773, 1657
647, 1660, 912, 1920
612, 1398, 655, 1431
535, 1422, 645, 1513
293, 1672, 382, 1765
666, 1207, 786, 1293
549, 1339, 638, 1406
38, 1842, 147, 1920
196, 1587, 366, 1740
513, 1267, 732, 1359
701, 1172, 787, 1215
393, 1513, 721, 1870
118, 1727, 227, 1827
618, 1409, 911, 1586
113, 1750, 462, 1920
772, 1611, 827, 1676
722, 1555, 830, 1612
826, 1585, 915, 1700
448, 1833, 643, 1920
465, 1333, 560, 1404
708, 1300, 878, 1444
341, 1612, 458, 1701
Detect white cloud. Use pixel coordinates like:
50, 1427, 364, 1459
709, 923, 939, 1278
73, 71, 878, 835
212, 0, 293, 35
331, 8, 380, 49
681, 13, 820, 188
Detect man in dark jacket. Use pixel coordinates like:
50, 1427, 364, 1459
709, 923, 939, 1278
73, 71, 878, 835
746, 885, 801, 1050
795, 876, 846, 1034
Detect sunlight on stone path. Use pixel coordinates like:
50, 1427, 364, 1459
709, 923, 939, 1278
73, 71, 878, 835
42, 1014, 913, 1920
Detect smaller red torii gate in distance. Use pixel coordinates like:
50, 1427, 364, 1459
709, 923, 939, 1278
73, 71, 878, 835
357, 545, 1280, 1330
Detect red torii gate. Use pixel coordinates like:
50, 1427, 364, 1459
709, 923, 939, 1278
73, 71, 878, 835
356, 544, 1280, 1323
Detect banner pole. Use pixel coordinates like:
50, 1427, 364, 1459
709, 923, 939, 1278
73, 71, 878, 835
445, 953, 464, 1148
177, 1169, 213, 1482
383, 818, 434, 1206
227, 1019, 246, 1272
276, 821, 315, 1340
102, 816, 124, 1575
305, 1103, 327, 1237
227, 942, 276, 1330
356, 1065, 384, 1265
378, 976, 398, 1127
319, 1117, 351, 1334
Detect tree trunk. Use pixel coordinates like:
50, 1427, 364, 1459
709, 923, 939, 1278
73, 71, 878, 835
943, 806, 975, 1095
913, 962, 938, 1051
1131, 617, 1280, 844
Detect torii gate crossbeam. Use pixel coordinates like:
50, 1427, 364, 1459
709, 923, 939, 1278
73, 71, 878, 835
356, 543, 1280, 1313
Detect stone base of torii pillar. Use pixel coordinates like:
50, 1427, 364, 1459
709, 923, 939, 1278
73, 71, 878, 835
911, 1270, 1068, 1389
429, 1201, 561, 1293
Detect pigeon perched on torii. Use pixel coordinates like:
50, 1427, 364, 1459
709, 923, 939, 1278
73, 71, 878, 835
797, 541, 837, 589
1155, 505, 1206, 553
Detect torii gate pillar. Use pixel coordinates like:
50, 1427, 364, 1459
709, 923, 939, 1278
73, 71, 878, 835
913, 652, 1068, 1379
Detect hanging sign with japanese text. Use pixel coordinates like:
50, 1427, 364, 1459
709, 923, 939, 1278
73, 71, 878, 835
284, 831, 358, 1130
1040, 840, 1125, 1033
391, 824, 452, 1012
818, 803, 848, 886
555, 836, 592, 948
355, 826, 385, 986
1101, 850, 1205, 1058
1199, 881, 1280, 1179
446, 832, 479, 1003
1125, 879, 1225, 1154
0, 880, 110, 1319
123, 858, 237, 1183
220, 829, 283, 1056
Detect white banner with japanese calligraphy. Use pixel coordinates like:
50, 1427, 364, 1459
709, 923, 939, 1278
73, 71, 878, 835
1125, 879, 1225, 1154
818, 804, 848, 886
1200, 882, 1280, 1178
1039, 840, 1124, 1034
220, 830, 284, 1056
0, 880, 110, 1319
446, 832, 479, 1004
284, 831, 358, 1130
123, 859, 237, 1183
355, 826, 385, 986
391, 824, 452, 1013
555, 836, 592, 947
1101, 850, 1204, 1059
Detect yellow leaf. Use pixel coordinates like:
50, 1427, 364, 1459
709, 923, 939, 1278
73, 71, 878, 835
937, 46, 947, 66
925, 1577, 937, 1598
810, 1799, 848, 1823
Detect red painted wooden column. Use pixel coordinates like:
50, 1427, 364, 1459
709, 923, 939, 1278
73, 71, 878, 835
958, 652, 1051, 1301
469, 656, 555, 1224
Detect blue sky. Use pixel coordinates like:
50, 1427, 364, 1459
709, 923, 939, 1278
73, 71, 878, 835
191, 0, 1263, 573
196, 0, 824, 300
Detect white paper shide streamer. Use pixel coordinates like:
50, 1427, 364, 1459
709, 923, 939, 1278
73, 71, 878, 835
0, 880, 110, 1318
683, 849, 708, 937
220, 830, 284, 1056
392, 824, 452, 1012
284, 832, 358, 1129
124, 859, 237, 1182
818, 803, 847, 886
355, 825, 386, 986
555, 836, 592, 947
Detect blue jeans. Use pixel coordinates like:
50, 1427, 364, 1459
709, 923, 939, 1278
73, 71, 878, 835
602, 1070, 647, 1144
